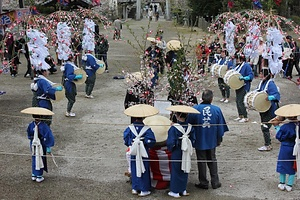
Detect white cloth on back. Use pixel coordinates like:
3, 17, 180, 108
32, 123, 44, 170
173, 123, 193, 173
128, 125, 150, 177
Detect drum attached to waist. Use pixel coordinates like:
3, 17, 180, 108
211, 64, 227, 78
224, 69, 244, 90
74, 68, 87, 85
96, 59, 106, 74
143, 115, 171, 147
53, 83, 65, 101
243, 91, 271, 112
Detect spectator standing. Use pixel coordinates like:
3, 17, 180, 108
95, 33, 109, 73
113, 17, 122, 40
187, 89, 229, 190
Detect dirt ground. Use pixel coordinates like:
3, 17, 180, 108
0, 17, 300, 200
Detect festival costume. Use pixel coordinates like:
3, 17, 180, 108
234, 62, 253, 119
82, 53, 100, 96
276, 122, 297, 189
63, 61, 78, 113
167, 122, 195, 194
32, 75, 56, 126
27, 121, 55, 179
257, 79, 280, 146
188, 103, 228, 188
123, 121, 156, 193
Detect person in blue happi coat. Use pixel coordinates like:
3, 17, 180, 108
275, 115, 298, 192
167, 106, 196, 198
123, 115, 156, 197
256, 67, 280, 151
188, 89, 228, 190
234, 53, 254, 123
82, 51, 100, 99
27, 112, 55, 183
63, 54, 83, 117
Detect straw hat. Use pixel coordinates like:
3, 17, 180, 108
143, 115, 171, 143
274, 104, 300, 117
166, 105, 200, 114
21, 107, 54, 116
167, 40, 181, 50
124, 104, 159, 117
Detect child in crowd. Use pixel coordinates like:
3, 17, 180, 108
25, 109, 55, 183
276, 115, 298, 192
123, 116, 156, 197
166, 108, 196, 198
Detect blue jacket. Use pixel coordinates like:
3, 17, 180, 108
187, 103, 229, 150
36, 78, 56, 109
83, 53, 100, 77
257, 79, 280, 117
63, 62, 77, 93
234, 62, 253, 92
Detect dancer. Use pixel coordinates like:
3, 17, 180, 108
62, 54, 82, 117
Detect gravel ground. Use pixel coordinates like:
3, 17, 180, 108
0, 17, 300, 200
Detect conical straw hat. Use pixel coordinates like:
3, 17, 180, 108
124, 104, 159, 117
167, 40, 181, 50
21, 107, 54, 116
166, 105, 200, 114
143, 115, 171, 143
275, 104, 300, 117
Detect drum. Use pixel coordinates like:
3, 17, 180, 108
243, 91, 271, 112
149, 146, 171, 189
224, 69, 244, 90
74, 68, 87, 85
211, 64, 228, 78
53, 83, 65, 101
96, 59, 106, 74
143, 115, 171, 147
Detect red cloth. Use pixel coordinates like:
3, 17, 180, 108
149, 146, 171, 189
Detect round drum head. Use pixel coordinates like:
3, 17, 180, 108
218, 65, 228, 78
228, 73, 244, 90
74, 68, 87, 85
254, 92, 271, 112
96, 59, 106, 74
211, 64, 218, 76
53, 83, 65, 101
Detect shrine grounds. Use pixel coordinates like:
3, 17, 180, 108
1, 17, 300, 200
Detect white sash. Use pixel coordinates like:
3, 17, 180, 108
234, 62, 245, 73
257, 79, 272, 92
173, 123, 193, 173
128, 125, 150, 177
31, 123, 44, 170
